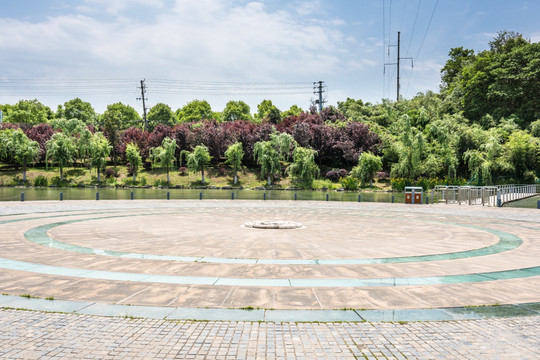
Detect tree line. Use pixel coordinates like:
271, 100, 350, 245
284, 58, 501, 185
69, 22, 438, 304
1, 31, 539, 188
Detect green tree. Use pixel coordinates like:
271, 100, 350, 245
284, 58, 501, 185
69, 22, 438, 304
222, 100, 252, 122
351, 152, 383, 187
0, 130, 16, 163
2, 99, 53, 125
489, 30, 529, 54
224, 142, 244, 184
125, 143, 143, 182
186, 145, 212, 184
50, 118, 85, 136
440, 47, 475, 91
5, 129, 39, 181
103, 109, 122, 165
256, 100, 281, 123
147, 103, 177, 130
287, 146, 319, 186
253, 140, 281, 185
57, 98, 97, 125
46, 132, 77, 180
76, 128, 93, 167
176, 100, 213, 123
504, 130, 539, 182
89, 132, 112, 183
281, 105, 303, 118
150, 137, 178, 184
531, 119, 540, 137
270, 131, 296, 161
103, 102, 141, 130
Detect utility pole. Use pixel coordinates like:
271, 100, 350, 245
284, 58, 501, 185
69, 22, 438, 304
312, 81, 327, 112
384, 31, 413, 102
137, 79, 148, 131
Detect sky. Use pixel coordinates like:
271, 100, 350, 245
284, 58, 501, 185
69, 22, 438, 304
1, 0, 539, 115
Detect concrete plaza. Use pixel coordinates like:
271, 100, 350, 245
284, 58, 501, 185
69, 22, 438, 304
0, 199, 539, 358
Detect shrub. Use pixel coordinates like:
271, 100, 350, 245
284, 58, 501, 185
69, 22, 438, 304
143, 161, 152, 171
33, 175, 48, 187
50, 176, 69, 187
312, 179, 338, 190
376, 171, 389, 180
178, 166, 188, 176
153, 179, 169, 187
340, 176, 359, 191
390, 178, 410, 191
325, 170, 340, 182
337, 169, 348, 178
104, 167, 119, 178
217, 167, 227, 176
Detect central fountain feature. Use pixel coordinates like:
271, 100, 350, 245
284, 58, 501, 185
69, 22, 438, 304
243, 220, 303, 229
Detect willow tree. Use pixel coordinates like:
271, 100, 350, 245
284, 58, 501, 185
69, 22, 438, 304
287, 146, 319, 186
351, 152, 382, 187
46, 132, 77, 180
224, 142, 244, 184
253, 140, 281, 185
270, 131, 296, 161
90, 132, 112, 183
125, 143, 143, 182
150, 137, 178, 185
186, 145, 212, 184
6, 129, 39, 181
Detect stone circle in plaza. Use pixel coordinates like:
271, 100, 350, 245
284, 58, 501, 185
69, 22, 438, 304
243, 220, 303, 229
0, 200, 539, 315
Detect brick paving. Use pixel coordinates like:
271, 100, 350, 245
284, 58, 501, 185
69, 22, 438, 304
0, 309, 538, 359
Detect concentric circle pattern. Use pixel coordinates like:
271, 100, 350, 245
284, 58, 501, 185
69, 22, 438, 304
1, 200, 539, 314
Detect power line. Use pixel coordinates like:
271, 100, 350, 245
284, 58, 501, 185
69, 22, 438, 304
0, 78, 313, 97
406, 0, 422, 57
404, 0, 438, 96
415, 0, 438, 61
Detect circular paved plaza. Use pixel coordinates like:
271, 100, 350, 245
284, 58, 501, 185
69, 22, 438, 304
0, 199, 539, 358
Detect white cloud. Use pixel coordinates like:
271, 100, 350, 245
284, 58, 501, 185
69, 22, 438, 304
0, 0, 396, 110
0, 0, 349, 80
82, 0, 164, 15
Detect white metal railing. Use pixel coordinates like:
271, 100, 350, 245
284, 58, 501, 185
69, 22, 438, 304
434, 184, 537, 206
496, 184, 538, 206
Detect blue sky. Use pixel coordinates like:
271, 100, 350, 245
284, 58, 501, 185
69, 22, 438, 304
1, 0, 539, 114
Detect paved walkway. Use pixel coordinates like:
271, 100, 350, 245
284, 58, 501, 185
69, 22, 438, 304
1, 309, 539, 359
0, 200, 539, 358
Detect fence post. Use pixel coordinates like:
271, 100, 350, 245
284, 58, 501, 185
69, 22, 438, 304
199, 192, 202, 200
294, 193, 297, 201
96, 192, 99, 201
131, 191, 134, 200
231, 192, 234, 200
20, 192, 24, 202
60, 192, 63, 201
167, 192, 170, 200
391, 195, 394, 203
326, 193, 329, 201
537, 200, 540, 209
263, 193, 266, 201
358, 194, 361, 202
496, 190, 501, 207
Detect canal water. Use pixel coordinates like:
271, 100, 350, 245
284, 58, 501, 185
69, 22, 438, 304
0, 187, 405, 203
